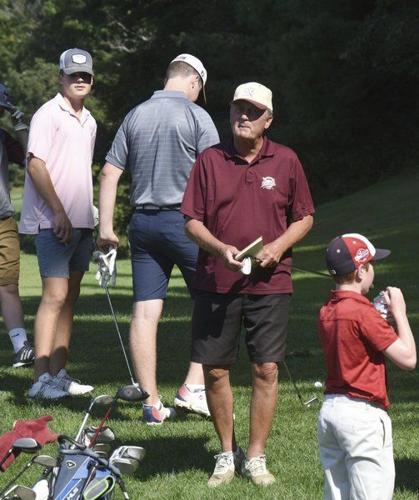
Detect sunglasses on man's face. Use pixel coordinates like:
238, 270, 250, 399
68, 72, 93, 84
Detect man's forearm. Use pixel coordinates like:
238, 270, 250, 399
27, 157, 64, 214
98, 162, 123, 232
272, 215, 313, 254
185, 218, 226, 257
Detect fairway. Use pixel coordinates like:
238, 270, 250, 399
1, 172, 419, 499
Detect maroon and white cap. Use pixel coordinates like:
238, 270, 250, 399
326, 233, 391, 276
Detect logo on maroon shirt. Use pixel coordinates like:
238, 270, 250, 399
261, 176, 276, 190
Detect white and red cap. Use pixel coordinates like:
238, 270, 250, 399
326, 233, 391, 276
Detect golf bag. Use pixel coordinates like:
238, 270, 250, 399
47, 436, 127, 500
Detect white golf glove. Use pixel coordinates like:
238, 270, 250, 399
94, 248, 117, 288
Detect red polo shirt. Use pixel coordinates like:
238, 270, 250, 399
181, 138, 314, 294
318, 290, 399, 408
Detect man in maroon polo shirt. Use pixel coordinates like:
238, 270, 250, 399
181, 82, 314, 487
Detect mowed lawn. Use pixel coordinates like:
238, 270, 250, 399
1, 172, 419, 499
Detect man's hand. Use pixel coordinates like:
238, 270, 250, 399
10, 107, 24, 122
97, 230, 119, 251
53, 209, 72, 244
220, 244, 242, 272
255, 240, 285, 268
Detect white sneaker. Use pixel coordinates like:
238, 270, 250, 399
208, 451, 235, 487
174, 384, 210, 417
241, 455, 276, 486
53, 368, 93, 396
28, 373, 68, 400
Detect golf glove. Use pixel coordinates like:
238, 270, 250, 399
95, 248, 117, 288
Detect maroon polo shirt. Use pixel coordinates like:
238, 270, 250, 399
318, 290, 398, 408
181, 137, 314, 294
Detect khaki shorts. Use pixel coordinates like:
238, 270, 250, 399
0, 217, 20, 285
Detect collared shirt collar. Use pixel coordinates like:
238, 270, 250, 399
328, 289, 371, 305
55, 93, 91, 125
151, 90, 188, 100
223, 136, 275, 164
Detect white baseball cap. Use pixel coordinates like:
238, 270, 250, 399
170, 53, 207, 85
170, 53, 208, 103
232, 82, 273, 112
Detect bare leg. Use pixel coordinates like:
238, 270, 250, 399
0, 284, 25, 330
183, 361, 205, 385
204, 365, 235, 452
50, 271, 83, 375
248, 362, 278, 458
130, 299, 163, 405
33, 277, 68, 379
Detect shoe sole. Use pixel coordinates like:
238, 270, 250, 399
13, 360, 35, 368
174, 399, 210, 418
67, 387, 94, 396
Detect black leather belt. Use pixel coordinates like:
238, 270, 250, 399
135, 204, 181, 211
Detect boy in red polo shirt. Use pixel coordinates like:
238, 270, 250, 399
317, 233, 416, 500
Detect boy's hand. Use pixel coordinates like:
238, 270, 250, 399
384, 287, 407, 319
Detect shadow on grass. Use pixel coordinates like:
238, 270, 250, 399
395, 458, 419, 493
122, 435, 213, 478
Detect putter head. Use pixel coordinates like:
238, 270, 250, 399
119, 446, 146, 463
116, 384, 149, 402
33, 454, 57, 468
110, 456, 139, 475
2, 484, 36, 500
304, 396, 319, 408
12, 437, 41, 453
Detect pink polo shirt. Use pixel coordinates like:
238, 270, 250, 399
19, 93, 97, 234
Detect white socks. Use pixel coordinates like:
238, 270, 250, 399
185, 384, 205, 392
9, 327, 28, 352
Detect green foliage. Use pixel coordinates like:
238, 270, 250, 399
1, 0, 418, 253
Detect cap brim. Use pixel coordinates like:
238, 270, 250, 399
231, 98, 268, 110
373, 248, 391, 262
62, 66, 94, 76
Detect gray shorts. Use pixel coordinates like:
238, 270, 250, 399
35, 229, 93, 278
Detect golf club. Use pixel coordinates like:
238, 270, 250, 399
0, 438, 40, 469
0, 484, 35, 500
75, 394, 114, 443
88, 384, 148, 448
282, 360, 318, 408
93, 250, 135, 383
0, 442, 43, 499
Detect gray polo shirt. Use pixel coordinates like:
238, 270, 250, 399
105, 90, 219, 206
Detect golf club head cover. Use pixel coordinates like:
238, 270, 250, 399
94, 248, 117, 288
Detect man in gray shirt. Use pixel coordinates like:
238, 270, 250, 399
98, 54, 219, 424
0, 82, 34, 368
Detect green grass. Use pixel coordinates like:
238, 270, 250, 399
1, 172, 419, 498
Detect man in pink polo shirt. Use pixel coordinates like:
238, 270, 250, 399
182, 82, 314, 486
20, 48, 97, 400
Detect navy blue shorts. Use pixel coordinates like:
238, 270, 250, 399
128, 210, 198, 301
191, 292, 291, 365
